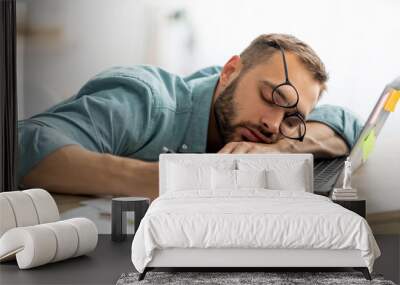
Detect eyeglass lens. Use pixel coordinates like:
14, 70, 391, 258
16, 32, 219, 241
272, 84, 298, 108
280, 115, 306, 139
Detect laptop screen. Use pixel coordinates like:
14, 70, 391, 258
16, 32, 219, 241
334, 77, 400, 188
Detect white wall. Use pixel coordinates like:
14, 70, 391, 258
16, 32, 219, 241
18, 0, 197, 118
186, 0, 400, 116
17, 0, 400, 213
353, 132, 400, 214
19, 0, 145, 118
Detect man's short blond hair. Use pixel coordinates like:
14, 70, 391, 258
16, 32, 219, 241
240, 33, 328, 92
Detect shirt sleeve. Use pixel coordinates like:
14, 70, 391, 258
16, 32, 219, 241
17, 68, 156, 185
17, 120, 81, 186
73, 71, 157, 156
306, 104, 364, 149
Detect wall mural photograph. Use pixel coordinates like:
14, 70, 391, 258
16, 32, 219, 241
1, 1, 399, 284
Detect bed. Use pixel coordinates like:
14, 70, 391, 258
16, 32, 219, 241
131, 154, 380, 280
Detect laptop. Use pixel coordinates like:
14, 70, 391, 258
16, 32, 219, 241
314, 76, 400, 196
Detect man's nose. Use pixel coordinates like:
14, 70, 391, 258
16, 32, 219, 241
260, 108, 285, 135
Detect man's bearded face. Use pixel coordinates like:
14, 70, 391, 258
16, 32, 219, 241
213, 52, 320, 145
214, 72, 281, 144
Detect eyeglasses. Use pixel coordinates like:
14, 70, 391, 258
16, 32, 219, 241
268, 42, 307, 142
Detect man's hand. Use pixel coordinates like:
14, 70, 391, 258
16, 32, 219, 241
218, 141, 282, 154
218, 122, 349, 158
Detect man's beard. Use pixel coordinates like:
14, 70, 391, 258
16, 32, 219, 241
214, 74, 263, 144
214, 74, 277, 144
213, 76, 240, 144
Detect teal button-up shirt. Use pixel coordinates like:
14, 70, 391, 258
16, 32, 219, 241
17, 65, 363, 184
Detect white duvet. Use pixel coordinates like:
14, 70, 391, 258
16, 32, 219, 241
131, 190, 380, 273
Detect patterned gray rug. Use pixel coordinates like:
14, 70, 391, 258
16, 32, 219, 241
116, 271, 396, 285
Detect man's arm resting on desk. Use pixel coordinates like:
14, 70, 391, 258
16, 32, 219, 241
274, 122, 350, 157
219, 122, 350, 158
20, 145, 159, 200
21, 122, 348, 198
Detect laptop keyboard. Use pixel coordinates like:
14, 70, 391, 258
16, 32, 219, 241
313, 157, 346, 196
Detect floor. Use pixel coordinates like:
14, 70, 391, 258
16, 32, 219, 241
0, 235, 398, 285
373, 234, 400, 284
0, 235, 133, 285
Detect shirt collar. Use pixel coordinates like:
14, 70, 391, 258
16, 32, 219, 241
179, 73, 220, 153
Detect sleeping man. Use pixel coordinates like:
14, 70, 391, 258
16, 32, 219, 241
18, 33, 363, 200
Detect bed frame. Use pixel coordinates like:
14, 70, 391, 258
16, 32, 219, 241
138, 154, 372, 281
139, 248, 371, 280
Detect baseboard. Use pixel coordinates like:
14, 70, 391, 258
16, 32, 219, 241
367, 210, 400, 235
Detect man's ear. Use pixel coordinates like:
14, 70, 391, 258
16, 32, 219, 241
220, 55, 242, 87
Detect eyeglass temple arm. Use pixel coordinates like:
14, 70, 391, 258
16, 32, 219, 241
278, 45, 290, 82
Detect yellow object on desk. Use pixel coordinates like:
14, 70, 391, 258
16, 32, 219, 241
384, 89, 400, 112
362, 128, 376, 162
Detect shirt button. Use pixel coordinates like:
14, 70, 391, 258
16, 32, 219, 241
181, 144, 188, 150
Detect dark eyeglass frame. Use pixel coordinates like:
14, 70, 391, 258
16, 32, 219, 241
268, 42, 307, 142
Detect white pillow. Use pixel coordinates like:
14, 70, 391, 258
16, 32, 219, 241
267, 168, 306, 191
237, 159, 308, 192
167, 163, 212, 191
211, 168, 236, 190
211, 169, 268, 190
236, 169, 268, 189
